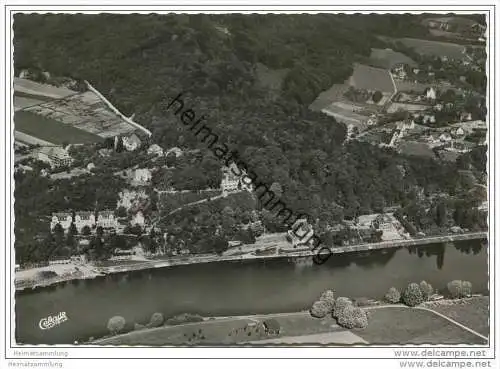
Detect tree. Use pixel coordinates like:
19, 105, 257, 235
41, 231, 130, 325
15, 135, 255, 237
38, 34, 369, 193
419, 280, 433, 301
402, 283, 424, 307
372, 90, 383, 103
148, 312, 164, 328
447, 280, 472, 299
310, 300, 330, 318
115, 206, 128, 218
319, 289, 336, 310
332, 297, 352, 318
107, 316, 126, 335
81, 225, 91, 236
213, 236, 229, 255
166, 152, 177, 167
385, 287, 401, 303
336, 305, 368, 329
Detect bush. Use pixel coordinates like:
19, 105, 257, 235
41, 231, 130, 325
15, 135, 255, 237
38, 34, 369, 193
319, 289, 336, 310
332, 297, 352, 318
134, 323, 145, 331
419, 281, 433, 301
310, 300, 330, 318
385, 287, 401, 304
402, 283, 424, 307
447, 280, 472, 299
165, 313, 204, 326
107, 316, 126, 335
148, 312, 164, 327
337, 305, 368, 329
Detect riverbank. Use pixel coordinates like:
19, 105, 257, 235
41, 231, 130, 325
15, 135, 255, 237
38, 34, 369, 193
15, 231, 487, 291
94, 296, 489, 346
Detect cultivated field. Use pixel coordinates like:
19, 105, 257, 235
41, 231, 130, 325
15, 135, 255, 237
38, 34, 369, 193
15, 111, 103, 144
349, 64, 395, 93
14, 77, 76, 99
23, 91, 138, 139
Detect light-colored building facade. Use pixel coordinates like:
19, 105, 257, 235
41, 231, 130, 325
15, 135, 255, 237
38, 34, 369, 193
74, 211, 96, 232
134, 168, 152, 184
33, 146, 72, 168
50, 212, 73, 232
97, 210, 118, 228
131, 211, 145, 226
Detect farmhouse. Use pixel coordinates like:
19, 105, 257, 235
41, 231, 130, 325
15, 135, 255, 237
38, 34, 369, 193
123, 133, 142, 151
32, 146, 72, 168
147, 144, 164, 157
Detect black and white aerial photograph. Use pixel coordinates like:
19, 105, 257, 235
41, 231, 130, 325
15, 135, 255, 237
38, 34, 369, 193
1, 2, 498, 368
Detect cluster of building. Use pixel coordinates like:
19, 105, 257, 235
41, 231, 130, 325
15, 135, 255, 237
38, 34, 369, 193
50, 209, 146, 233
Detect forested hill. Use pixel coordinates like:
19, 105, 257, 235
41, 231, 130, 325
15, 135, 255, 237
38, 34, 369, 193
14, 14, 484, 228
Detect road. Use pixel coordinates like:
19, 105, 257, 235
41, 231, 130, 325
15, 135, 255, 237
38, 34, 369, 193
96, 231, 487, 275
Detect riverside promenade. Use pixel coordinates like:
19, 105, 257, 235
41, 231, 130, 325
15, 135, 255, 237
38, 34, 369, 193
96, 231, 487, 275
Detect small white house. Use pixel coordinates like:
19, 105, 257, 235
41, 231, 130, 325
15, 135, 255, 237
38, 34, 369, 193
123, 134, 142, 151
131, 211, 145, 227
147, 144, 164, 157
97, 210, 118, 229
74, 211, 96, 232
425, 87, 437, 100
134, 169, 152, 184
439, 132, 453, 142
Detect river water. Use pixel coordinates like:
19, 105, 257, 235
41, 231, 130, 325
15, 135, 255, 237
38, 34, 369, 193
15, 241, 488, 344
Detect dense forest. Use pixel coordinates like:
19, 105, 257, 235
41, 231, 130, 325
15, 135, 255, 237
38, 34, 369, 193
14, 14, 487, 260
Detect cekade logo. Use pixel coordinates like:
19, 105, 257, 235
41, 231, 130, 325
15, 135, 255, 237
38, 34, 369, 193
39, 312, 68, 330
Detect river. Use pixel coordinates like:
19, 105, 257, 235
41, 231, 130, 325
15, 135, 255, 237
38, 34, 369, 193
15, 240, 488, 344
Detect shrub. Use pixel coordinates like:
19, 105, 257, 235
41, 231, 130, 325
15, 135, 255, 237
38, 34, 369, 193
447, 280, 472, 298
385, 287, 401, 304
337, 305, 368, 329
419, 281, 433, 301
354, 297, 372, 307
148, 312, 164, 327
319, 289, 336, 310
310, 300, 330, 318
402, 283, 424, 307
165, 313, 204, 325
134, 323, 145, 331
332, 297, 352, 318
462, 281, 472, 297
107, 316, 126, 335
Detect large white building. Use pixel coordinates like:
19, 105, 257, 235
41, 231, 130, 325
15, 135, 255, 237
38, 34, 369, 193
131, 211, 145, 227
33, 146, 72, 168
50, 212, 73, 232
74, 211, 96, 232
97, 210, 118, 229
134, 168, 152, 184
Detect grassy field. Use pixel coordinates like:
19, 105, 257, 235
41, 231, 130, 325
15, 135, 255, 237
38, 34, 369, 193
396, 38, 467, 60
424, 297, 489, 337
15, 110, 103, 145
356, 307, 487, 345
369, 48, 417, 70
96, 313, 344, 346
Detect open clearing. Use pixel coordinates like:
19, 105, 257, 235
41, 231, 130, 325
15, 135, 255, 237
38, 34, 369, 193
15, 110, 103, 144
394, 38, 468, 60
423, 296, 489, 338
356, 306, 487, 345
349, 64, 395, 93
369, 48, 417, 69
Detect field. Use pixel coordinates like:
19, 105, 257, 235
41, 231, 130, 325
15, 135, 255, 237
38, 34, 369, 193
14, 110, 103, 145
355, 306, 487, 345
423, 296, 489, 337
158, 190, 222, 214
23, 91, 138, 138
395, 38, 468, 60
96, 312, 346, 346
369, 48, 417, 70
349, 64, 395, 93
